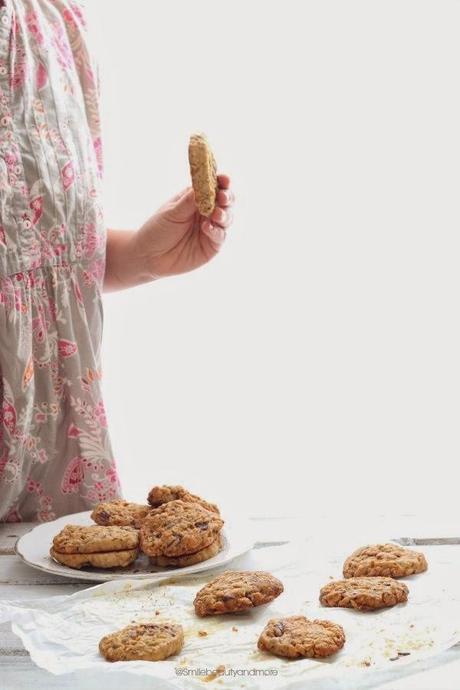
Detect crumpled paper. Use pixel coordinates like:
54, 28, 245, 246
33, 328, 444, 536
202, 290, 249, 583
1, 541, 459, 690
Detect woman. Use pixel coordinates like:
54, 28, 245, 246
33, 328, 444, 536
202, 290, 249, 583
0, 0, 234, 521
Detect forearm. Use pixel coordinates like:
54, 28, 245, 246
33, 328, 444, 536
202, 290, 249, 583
104, 229, 155, 292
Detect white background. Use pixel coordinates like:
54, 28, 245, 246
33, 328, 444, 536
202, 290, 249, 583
86, 0, 460, 518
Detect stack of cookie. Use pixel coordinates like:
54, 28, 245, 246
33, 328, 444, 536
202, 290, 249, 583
50, 524, 139, 570
51, 485, 223, 571
140, 499, 224, 567
89, 485, 220, 530
147, 484, 220, 515
91, 500, 151, 528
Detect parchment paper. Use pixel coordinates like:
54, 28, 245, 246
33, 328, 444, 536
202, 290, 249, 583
1, 540, 459, 689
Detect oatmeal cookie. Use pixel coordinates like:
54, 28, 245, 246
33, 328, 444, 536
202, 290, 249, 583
152, 534, 223, 568
147, 484, 220, 514
258, 615, 345, 659
99, 622, 184, 662
320, 577, 409, 611
343, 543, 428, 578
91, 500, 151, 528
140, 500, 223, 558
188, 133, 218, 216
52, 524, 139, 554
194, 571, 284, 617
50, 547, 138, 569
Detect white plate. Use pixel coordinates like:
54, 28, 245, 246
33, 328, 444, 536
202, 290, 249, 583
15, 511, 254, 582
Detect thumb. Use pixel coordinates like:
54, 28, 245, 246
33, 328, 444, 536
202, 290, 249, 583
171, 187, 196, 212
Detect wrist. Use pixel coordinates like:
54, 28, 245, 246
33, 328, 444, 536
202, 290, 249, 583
134, 222, 162, 282
105, 229, 158, 292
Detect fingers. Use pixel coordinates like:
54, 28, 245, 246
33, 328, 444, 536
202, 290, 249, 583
201, 219, 226, 247
200, 172, 235, 246
200, 207, 231, 250
217, 173, 231, 189
210, 205, 233, 229
216, 188, 235, 207
211, 174, 235, 229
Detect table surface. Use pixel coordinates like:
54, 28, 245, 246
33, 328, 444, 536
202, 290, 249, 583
1, 515, 460, 690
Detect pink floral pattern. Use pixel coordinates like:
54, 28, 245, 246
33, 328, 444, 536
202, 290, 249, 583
61, 160, 74, 191
0, 1, 121, 521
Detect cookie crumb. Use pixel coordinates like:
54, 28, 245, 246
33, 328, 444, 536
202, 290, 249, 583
198, 630, 208, 637
203, 665, 225, 682
232, 626, 238, 632
389, 652, 410, 662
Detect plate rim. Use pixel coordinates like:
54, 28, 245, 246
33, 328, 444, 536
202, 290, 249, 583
15, 510, 254, 583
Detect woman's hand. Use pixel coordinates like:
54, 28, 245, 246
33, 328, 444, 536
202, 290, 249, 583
138, 173, 234, 277
104, 175, 234, 291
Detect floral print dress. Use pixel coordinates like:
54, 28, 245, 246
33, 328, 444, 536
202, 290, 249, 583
0, 0, 121, 521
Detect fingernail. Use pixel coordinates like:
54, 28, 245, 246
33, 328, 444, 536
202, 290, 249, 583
207, 224, 225, 243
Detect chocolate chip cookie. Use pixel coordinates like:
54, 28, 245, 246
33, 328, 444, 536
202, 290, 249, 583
139, 500, 224, 558
188, 133, 218, 216
151, 534, 223, 568
50, 547, 138, 569
343, 544, 428, 578
194, 571, 284, 617
91, 500, 151, 528
52, 524, 139, 554
147, 484, 220, 514
258, 615, 345, 659
99, 622, 184, 662
320, 577, 409, 611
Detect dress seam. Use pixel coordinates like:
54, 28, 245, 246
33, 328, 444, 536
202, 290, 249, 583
0, 255, 103, 280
